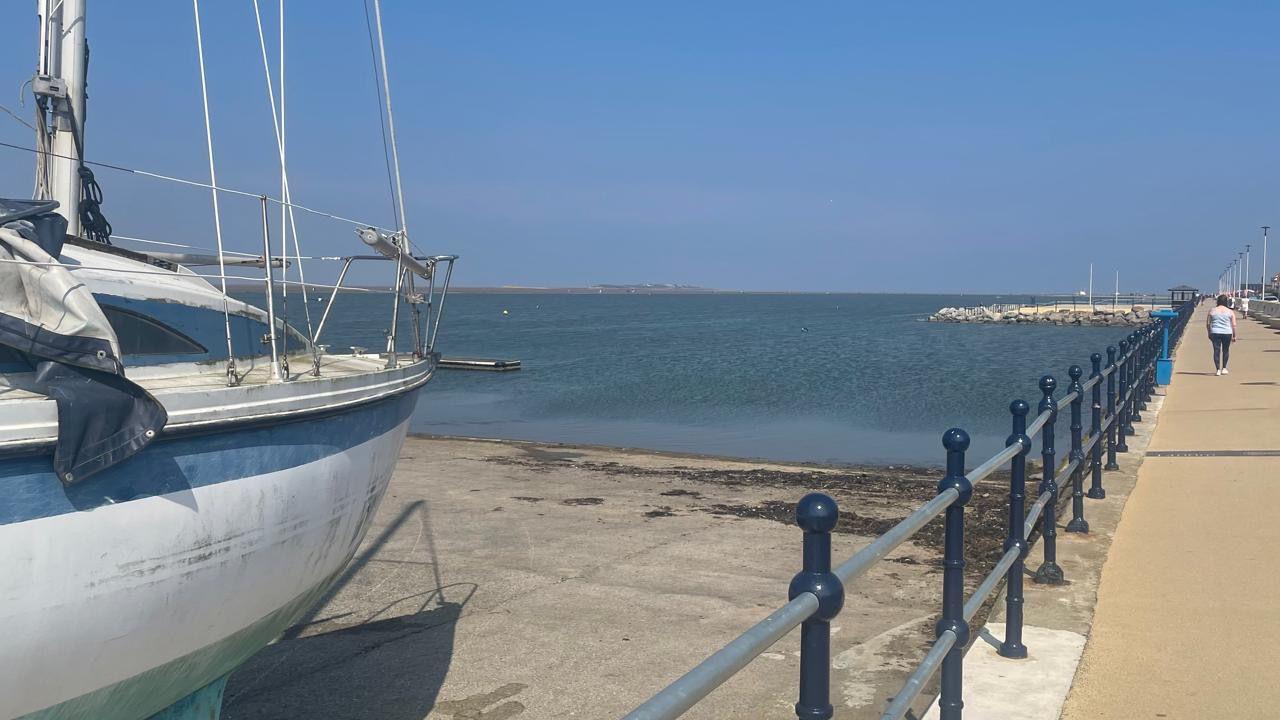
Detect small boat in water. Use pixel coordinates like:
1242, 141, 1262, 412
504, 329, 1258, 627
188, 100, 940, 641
0, 2, 454, 718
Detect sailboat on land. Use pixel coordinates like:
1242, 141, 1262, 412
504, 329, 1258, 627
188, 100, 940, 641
0, 1, 454, 718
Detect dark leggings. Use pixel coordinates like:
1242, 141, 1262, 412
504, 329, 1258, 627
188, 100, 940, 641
1211, 333, 1232, 369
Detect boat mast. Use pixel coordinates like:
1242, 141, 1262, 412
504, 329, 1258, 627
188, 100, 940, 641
35, 0, 88, 236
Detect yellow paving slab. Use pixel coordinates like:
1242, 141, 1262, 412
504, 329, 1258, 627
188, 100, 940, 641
1061, 305, 1280, 719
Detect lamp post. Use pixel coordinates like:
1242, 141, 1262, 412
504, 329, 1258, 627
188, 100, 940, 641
1263, 226, 1271, 297
1245, 244, 1251, 296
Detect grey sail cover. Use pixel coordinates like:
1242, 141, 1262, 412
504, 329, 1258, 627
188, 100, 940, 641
0, 199, 167, 483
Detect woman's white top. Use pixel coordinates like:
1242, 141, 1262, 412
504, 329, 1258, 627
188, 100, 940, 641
1209, 308, 1235, 334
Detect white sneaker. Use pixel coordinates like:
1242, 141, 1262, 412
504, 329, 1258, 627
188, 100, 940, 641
1216, 369, 1222, 376
1222, 368, 1229, 375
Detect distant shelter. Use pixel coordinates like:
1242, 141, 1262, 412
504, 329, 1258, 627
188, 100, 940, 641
1169, 285, 1197, 305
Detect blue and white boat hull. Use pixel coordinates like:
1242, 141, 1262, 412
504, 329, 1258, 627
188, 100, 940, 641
1, 381, 422, 719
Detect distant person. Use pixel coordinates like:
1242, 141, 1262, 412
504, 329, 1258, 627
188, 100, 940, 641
1241, 295, 1251, 314
1207, 295, 1237, 376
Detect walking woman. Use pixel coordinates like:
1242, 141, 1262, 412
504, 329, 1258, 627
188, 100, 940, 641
1207, 294, 1237, 375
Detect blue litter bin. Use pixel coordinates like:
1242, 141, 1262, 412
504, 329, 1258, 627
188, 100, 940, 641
1153, 309, 1178, 385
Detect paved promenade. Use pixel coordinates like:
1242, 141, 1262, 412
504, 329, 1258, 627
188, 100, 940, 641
1061, 304, 1280, 718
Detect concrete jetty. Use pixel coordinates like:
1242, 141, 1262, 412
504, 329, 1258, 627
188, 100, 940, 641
929, 305, 1155, 326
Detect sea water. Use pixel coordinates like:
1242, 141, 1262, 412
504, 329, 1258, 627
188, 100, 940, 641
315, 292, 1120, 466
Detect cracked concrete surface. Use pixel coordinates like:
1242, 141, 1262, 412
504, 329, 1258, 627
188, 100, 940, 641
223, 438, 959, 719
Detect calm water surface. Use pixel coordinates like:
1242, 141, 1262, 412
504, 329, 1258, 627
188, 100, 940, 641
314, 292, 1123, 466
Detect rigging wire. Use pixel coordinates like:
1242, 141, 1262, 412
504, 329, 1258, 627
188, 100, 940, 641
192, 0, 240, 383
361, 0, 400, 231
0, 140, 386, 231
250, 0, 317, 366
370, 0, 416, 359
0, 255, 397, 294
370, 0, 409, 240
0, 102, 36, 131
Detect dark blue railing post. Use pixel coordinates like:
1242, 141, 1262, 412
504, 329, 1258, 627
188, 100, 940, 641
1151, 322, 1161, 388
1115, 340, 1131, 453
1065, 366, 1089, 533
937, 429, 972, 720
999, 402, 1030, 659
1087, 352, 1106, 499
1124, 334, 1139, 432
1104, 346, 1120, 470
789, 493, 844, 720
1033, 376, 1064, 585
1138, 327, 1152, 410
1131, 332, 1145, 421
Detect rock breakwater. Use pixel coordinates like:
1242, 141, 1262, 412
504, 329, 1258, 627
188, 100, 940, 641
929, 306, 1152, 326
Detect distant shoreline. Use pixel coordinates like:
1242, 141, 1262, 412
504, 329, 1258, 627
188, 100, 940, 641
224, 283, 1132, 297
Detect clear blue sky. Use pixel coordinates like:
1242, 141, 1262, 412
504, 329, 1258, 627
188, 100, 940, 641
2, 1, 1278, 292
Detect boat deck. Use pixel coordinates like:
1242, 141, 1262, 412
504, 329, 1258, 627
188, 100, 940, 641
0, 352, 391, 401
0, 352, 434, 451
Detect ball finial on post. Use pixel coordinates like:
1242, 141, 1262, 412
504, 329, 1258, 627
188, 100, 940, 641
790, 492, 844, 720
939, 427, 972, 505
795, 492, 839, 534
942, 427, 971, 453
1039, 374, 1057, 395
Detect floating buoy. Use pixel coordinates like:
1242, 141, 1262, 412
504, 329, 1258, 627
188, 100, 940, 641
502, 309, 509, 315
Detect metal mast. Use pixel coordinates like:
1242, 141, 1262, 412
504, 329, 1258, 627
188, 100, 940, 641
35, 0, 88, 235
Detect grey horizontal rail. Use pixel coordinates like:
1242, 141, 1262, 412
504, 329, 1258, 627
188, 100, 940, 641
965, 442, 1021, 486
964, 545, 1020, 622
1024, 490, 1052, 539
1080, 374, 1102, 393
834, 487, 959, 585
1082, 431, 1102, 457
880, 629, 958, 720
1058, 389, 1080, 406
1058, 457, 1083, 485
622, 593, 821, 720
1026, 408, 1053, 438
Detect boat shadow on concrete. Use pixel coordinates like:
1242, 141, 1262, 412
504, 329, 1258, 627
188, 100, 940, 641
222, 500, 475, 720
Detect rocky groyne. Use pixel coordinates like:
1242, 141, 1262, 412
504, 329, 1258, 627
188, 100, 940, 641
929, 306, 1152, 326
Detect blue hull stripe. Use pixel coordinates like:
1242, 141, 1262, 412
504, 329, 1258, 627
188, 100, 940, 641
0, 388, 419, 526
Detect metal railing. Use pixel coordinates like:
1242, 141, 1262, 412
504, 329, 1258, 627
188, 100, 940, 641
1019, 293, 1172, 312
950, 295, 1173, 316
624, 301, 1195, 720
1249, 299, 1280, 321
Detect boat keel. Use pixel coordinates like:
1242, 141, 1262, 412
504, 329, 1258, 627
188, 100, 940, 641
145, 676, 228, 720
